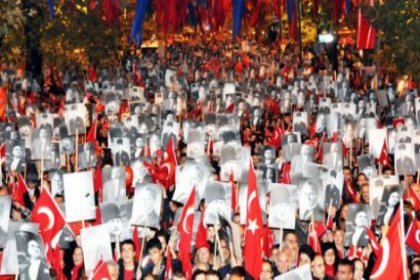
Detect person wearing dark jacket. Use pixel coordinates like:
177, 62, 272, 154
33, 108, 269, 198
118, 240, 139, 280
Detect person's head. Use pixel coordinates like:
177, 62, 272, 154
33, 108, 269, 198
259, 260, 273, 280
264, 149, 273, 160
301, 180, 318, 209
356, 173, 368, 187
336, 259, 354, 280
311, 254, 325, 279
354, 211, 368, 228
276, 247, 291, 274
156, 230, 168, 253
205, 270, 220, 280
27, 239, 41, 260
107, 261, 119, 280
334, 228, 345, 247
387, 189, 400, 207
192, 269, 206, 280
230, 266, 246, 280
72, 246, 84, 266
120, 240, 135, 265
353, 258, 364, 280
195, 247, 210, 264
12, 145, 23, 158
298, 245, 315, 267
146, 238, 163, 265
360, 183, 369, 204
173, 271, 187, 280
219, 236, 231, 262
322, 243, 337, 266
206, 225, 216, 242
284, 231, 298, 249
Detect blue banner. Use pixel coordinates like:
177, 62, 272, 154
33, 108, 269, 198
49, 0, 54, 19
130, 0, 150, 45
232, 0, 245, 39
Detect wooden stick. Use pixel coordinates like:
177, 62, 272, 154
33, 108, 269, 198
326, 198, 333, 225
215, 224, 225, 264
40, 141, 45, 189
82, 219, 85, 229
279, 227, 284, 250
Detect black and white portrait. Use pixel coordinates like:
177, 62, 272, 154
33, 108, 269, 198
187, 129, 205, 159
111, 137, 131, 166
6, 140, 26, 172
322, 142, 343, 171
15, 231, 50, 280
50, 170, 64, 198
63, 171, 96, 222
298, 178, 324, 221
124, 115, 140, 135
204, 113, 217, 136
161, 118, 179, 147
131, 183, 162, 228
293, 112, 308, 137
357, 155, 377, 180
64, 103, 86, 135
77, 142, 95, 170
129, 86, 146, 102
369, 175, 399, 219
80, 225, 113, 273
396, 125, 413, 144
368, 128, 387, 158
174, 161, 212, 203
47, 142, 61, 170
315, 113, 328, 134
0, 196, 11, 248
291, 145, 314, 181
323, 170, 343, 210
65, 88, 81, 104
376, 185, 402, 228
131, 159, 152, 185
102, 166, 126, 202
182, 119, 201, 142
105, 98, 120, 116
59, 137, 75, 155
259, 146, 276, 167
130, 132, 147, 159
268, 184, 297, 229
203, 181, 232, 225
36, 113, 53, 137
345, 204, 371, 247
100, 202, 124, 241
394, 143, 416, 175
275, 264, 311, 280
220, 144, 242, 181
18, 117, 33, 149
31, 128, 52, 160
53, 117, 68, 139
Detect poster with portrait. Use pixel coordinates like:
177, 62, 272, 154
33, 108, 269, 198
81, 225, 113, 273
268, 184, 297, 229
50, 170, 65, 198
259, 146, 276, 167
369, 175, 399, 220
53, 117, 68, 139
18, 116, 33, 149
128, 86, 146, 102
238, 178, 268, 225
187, 129, 205, 159
369, 128, 387, 158
5, 140, 26, 172
110, 137, 131, 166
326, 113, 339, 138
298, 178, 324, 221
63, 171, 96, 222
174, 161, 212, 204
292, 112, 308, 137
31, 128, 52, 160
131, 159, 152, 185
322, 142, 343, 171
124, 115, 140, 134
376, 185, 403, 228
322, 170, 344, 210
104, 94, 121, 116
182, 119, 201, 142
357, 155, 377, 179
15, 230, 50, 280
203, 181, 232, 225
0, 196, 11, 248
77, 142, 95, 170
220, 144, 242, 181
274, 264, 312, 280
102, 166, 126, 202
100, 202, 124, 242
131, 183, 162, 229
394, 143, 416, 175
36, 113, 54, 136
64, 103, 86, 135
345, 204, 371, 247
396, 125, 413, 144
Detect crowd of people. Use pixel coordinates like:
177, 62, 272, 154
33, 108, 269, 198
0, 36, 419, 280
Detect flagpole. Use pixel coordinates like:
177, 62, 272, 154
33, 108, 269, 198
75, 129, 79, 172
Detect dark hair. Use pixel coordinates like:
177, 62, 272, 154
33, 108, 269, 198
155, 230, 169, 244
192, 269, 207, 279
121, 240, 136, 251
146, 238, 162, 252
230, 266, 246, 277
205, 270, 221, 279
338, 258, 355, 273
298, 244, 315, 262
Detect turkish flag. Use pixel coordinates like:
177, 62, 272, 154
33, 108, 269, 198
404, 185, 420, 211
177, 187, 195, 279
370, 205, 409, 280
366, 226, 382, 257
226, 102, 235, 113
378, 140, 390, 167
357, 8, 376, 50
0, 143, 5, 165
92, 259, 112, 280
13, 173, 28, 206
267, 125, 283, 149
133, 226, 141, 261
195, 208, 208, 250
88, 65, 98, 82
86, 119, 97, 143
0, 87, 6, 122
244, 160, 263, 279
31, 188, 66, 242
307, 221, 322, 254
405, 219, 420, 255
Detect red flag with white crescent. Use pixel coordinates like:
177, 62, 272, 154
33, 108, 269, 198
164, 244, 173, 280
177, 187, 195, 279
404, 185, 420, 211
244, 160, 263, 279
378, 139, 390, 167
31, 188, 66, 243
405, 218, 420, 255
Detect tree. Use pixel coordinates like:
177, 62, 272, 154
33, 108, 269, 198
366, 0, 420, 82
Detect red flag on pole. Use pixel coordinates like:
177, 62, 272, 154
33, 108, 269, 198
92, 259, 112, 280
405, 218, 420, 255
0, 143, 5, 166
31, 188, 66, 242
164, 244, 173, 280
404, 185, 420, 211
86, 119, 97, 143
14, 172, 28, 206
357, 8, 376, 50
370, 203, 408, 280
0, 87, 6, 122
244, 160, 263, 279
133, 226, 141, 261
365, 227, 382, 257
177, 187, 195, 279
195, 208, 209, 250
378, 140, 390, 167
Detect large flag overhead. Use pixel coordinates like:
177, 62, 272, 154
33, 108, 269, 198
244, 160, 263, 279
130, 0, 150, 44
232, 0, 245, 39
357, 8, 376, 50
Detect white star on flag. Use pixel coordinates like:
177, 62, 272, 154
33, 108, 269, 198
247, 218, 259, 235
